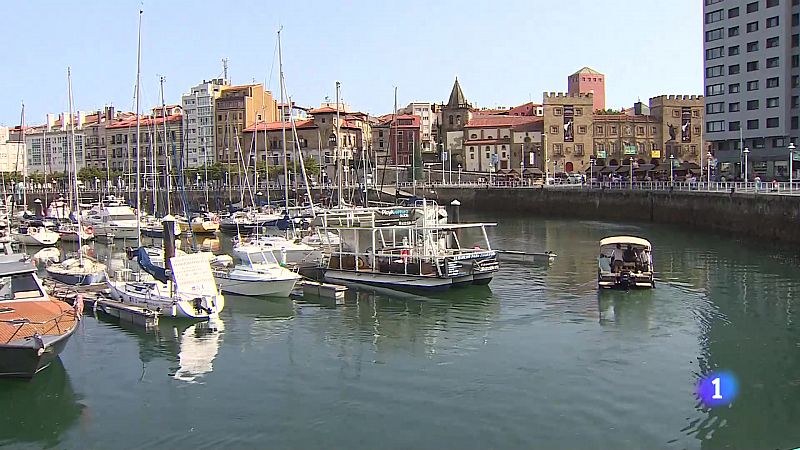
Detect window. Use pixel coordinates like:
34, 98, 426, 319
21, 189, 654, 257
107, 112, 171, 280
707, 121, 724, 132
747, 119, 759, 129
729, 121, 741, 131
747, 99, 760, 110
707, 83, 724, 96
747, 21, 759, 32
575, 108, 583, 116
729, 102, 741, 112
767, 0, 779, 6
578, 125, 587, 134
706, 28, 724, 41
793, 55, 799, 67
794, 75, 800, 87
706, 9, 724, 23
550, 125, 558, 134
706, 46, 724, 60
554, 108, 562, 116
747, 80, 759, 90
767, 57, 779, 68
793, 116, 799, 130
729, 45, 740, 56
793, 13, 799, 26
747, 60, 759, 71
767, 16, 779, 28
767, 97, 779, 107
794, 34, 800, 47
767, 77, 780, 87
747, 41, 759, 52
707, 102, 724, 114
729, 7, 740, 18
767, 117, 779, 128
729, 64, 741, 75
746, 1, 758, 13
729, 26, 740, 37
767, 36, 780, 47
705, 0, 722, 4
706, 65, 724, 78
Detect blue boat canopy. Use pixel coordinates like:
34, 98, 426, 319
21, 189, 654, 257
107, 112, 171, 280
135, 247, 168, 284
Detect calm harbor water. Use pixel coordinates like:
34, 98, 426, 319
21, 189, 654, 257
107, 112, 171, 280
1, 213, 799, 449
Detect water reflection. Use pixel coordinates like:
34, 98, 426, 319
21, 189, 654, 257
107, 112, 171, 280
0, 360, 83, 448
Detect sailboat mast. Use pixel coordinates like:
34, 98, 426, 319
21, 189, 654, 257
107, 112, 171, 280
278, 29, 289, 214
20, 104, 27, 214
150, 118, 158, 216
160, 76, 171, 215
67, 67, 84, 265
135, 9, 143, 240
336, 81, 342, 206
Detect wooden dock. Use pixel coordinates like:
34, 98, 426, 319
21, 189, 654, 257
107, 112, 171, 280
46, 279, 160, 328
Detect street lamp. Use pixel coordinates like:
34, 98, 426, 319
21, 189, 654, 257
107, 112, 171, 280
589, 155, 596, 188
669, 154, 675, 184
458, 163, 462, 184
743, 147, 750, 182
789, 142, 796, 189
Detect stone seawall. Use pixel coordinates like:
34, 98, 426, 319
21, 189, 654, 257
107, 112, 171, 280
433, 187, 800, 245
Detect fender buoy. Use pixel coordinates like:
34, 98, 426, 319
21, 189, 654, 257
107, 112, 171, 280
400, 248, 410, 263
29, 227, 38, 234
85, 226, 94, 234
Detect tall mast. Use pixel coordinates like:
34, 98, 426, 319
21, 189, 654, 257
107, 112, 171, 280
150, 115, 158, 215
20, 104, 27, 213
335, 81, 342, 206
160, 76, 171, 215
278, 28, 289, 214
67, 67, 84, 266
135, 8, 143, 240
393, 87, 398, 189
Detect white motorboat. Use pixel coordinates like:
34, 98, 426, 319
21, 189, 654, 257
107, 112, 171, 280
234, 235, 321, 267
84, 205, 140, 240
301, 230, 341, 247
190, 213, 220, 234
214, 247, 300, 297
108, 251, 225, 320
597, 236, 655, 289
12, 223, 59, 246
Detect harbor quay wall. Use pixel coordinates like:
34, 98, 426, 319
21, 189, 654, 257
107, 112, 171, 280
431, 187, 800, 245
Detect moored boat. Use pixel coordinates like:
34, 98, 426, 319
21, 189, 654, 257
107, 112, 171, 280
597, 236, 655, 289
0, 254, 80, 377
46, 257, 106, 286
12, 222, 60, 246
213, 247, 300, 297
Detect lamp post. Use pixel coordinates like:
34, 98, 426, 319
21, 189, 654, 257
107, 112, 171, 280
743, 147, 750, 182
458, 163, 462, 184
669, 154, 675, 184
589, 155, 596, 188
789, 142, 796, 190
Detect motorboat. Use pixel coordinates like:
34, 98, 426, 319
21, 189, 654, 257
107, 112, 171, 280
107, 248, 225, 320
0, 253, 79, 377
219, 208, 282, 233
141, 215, 182, 239
45, 256, 107, 286
84, 205, 140, 240
12, 221, 60, 246
190, 212, 220, 234
597, 236, 655, 289
233, 235, 321, 268
213, 248, 301, 297
301, 230, 341, 247
58, 223, 95, 242
314, 201, 499, 290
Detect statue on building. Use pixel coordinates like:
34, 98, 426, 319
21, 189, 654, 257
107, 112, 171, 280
668, 124, 677, 141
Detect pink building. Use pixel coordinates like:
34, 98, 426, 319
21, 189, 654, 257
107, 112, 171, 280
567, 67, 605, 112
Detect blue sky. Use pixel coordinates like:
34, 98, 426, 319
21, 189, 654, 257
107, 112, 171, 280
1, 0, 702, 126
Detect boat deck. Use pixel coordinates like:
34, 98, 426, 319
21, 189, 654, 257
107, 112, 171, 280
0, 300, 78, 344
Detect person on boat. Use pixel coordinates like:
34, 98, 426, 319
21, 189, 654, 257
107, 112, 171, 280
599, 252, 612, 273
622, 245, 637, 268
612, 244, 625, 272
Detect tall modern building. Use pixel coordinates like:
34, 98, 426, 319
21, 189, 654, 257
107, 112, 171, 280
182, 78, 229, 168
703, 0, 799, 180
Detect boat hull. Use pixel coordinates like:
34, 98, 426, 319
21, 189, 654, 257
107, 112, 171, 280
192, 221, 219, 234
46, 268, 106, 286
13, 232, 59, 246
323, 269, 469, 291
106, 280, 224, 320
214, 275, 298, 297
92, 225, 139, 240
0, 330, 75, 378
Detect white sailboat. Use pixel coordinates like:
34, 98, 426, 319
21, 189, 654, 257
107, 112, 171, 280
46, 67, 107, 286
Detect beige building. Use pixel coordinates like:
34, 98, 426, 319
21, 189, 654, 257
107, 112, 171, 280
542, 92, 594, 174
215, 84, 278, 165
463, 115, 541, 172
0, 127, 25, 174
649, 95, 705, 165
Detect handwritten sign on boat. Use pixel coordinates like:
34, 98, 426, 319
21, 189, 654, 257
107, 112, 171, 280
170, 253, 218, 297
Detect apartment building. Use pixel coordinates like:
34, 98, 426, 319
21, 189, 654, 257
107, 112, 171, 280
182, 78, 229, 168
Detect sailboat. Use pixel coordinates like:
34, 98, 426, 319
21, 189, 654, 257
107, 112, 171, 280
45, 67, 106, 286
106, 10, 224, 320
